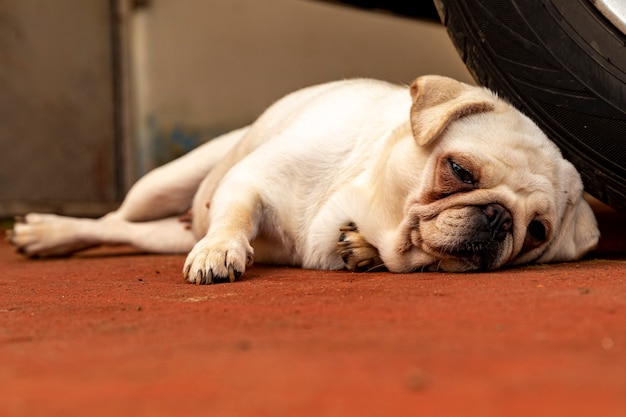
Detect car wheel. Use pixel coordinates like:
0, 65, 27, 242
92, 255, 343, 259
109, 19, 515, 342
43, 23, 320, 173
435, 0, 626, 210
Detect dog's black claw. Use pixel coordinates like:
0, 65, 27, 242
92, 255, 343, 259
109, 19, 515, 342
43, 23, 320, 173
341, 250, 352, 264
339, 232, 347, 242
212, 274, 231, 284
339, 222, 358, 232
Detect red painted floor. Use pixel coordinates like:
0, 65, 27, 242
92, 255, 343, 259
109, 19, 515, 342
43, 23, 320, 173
1, 203, 625, 417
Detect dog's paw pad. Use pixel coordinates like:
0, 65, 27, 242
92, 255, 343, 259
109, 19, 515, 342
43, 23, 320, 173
337, 223, 384, 272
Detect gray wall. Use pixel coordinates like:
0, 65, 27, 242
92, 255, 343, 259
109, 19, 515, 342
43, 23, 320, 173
0, 0, 119, 216
131, 0, 473, 171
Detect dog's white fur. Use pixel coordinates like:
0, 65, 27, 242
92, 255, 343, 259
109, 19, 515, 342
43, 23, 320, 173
8, 76, 600, 283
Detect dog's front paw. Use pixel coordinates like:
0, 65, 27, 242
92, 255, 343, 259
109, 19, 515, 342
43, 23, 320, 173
337, 223, 385, 272
183, 234, 254, 284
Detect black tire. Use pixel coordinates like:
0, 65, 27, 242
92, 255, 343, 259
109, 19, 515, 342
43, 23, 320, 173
435, 0, 626, 211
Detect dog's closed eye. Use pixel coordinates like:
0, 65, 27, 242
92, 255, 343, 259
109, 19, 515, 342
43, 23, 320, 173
428, 157, 480, 201
449, 159, 476, 186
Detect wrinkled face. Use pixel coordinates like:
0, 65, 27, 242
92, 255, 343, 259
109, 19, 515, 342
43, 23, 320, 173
400, 75, 599, 272
406, 110, 598, 272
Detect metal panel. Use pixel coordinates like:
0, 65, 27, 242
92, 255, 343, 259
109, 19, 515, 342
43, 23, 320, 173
0, 0, 121, 217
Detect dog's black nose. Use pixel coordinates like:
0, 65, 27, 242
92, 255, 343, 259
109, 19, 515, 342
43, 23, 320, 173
482, 203, 512, 241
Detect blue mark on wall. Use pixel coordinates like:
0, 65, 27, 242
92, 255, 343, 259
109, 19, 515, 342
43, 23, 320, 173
135, 114, 236, 177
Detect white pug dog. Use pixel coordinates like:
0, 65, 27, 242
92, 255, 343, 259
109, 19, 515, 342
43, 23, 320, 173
8, 76, 600, 283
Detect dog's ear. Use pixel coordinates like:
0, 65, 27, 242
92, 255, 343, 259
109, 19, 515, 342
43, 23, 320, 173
536, 162, 600, 264
410, 75, 495, 146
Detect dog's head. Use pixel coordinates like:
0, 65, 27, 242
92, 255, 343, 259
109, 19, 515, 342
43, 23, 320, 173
403, 75, 599, 271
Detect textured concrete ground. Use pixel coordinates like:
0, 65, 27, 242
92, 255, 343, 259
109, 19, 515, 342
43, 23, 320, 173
1, 203, 625, 417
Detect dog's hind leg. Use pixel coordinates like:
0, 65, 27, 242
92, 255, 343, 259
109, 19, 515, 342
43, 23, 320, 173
116, 127, 248, 222
7, 127, 249, 257
8, 213, 196, 257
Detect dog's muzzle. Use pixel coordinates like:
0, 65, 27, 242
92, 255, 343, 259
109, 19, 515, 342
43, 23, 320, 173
422, 203, 514, 271
450, 203, 512, 269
